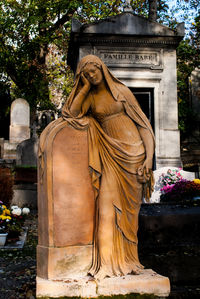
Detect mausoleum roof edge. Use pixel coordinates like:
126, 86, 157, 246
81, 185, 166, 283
72, 12, 184, 37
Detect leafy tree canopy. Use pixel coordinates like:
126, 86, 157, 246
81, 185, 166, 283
0, 0, 199, 120
0, 0, 84, 111
177, 10, 200, 137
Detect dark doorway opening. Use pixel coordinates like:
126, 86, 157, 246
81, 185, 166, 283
130, 88, 155, 169
130, 88, 154, 131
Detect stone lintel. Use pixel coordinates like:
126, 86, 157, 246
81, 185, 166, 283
36, 269, 170, 298
75, 35, 183, 47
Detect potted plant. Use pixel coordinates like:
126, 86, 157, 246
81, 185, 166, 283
0, 201, 30, 246
0, 201, 11, 245
7, 206, 30, 242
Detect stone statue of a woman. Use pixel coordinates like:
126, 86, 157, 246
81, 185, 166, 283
62, 55, 155, 280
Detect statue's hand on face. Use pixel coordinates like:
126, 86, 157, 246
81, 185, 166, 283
81, 72, 91, 90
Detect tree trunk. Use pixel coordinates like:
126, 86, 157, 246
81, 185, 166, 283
148, 0, 157, 22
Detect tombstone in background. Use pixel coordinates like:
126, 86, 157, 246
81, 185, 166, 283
12, 136, 38, 209
12, 135, 38, 208
9, 98, 30, 144
16, 137, 38, 166
12, 123, 38, 209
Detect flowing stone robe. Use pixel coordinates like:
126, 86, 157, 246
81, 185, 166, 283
62, 55, 155, 277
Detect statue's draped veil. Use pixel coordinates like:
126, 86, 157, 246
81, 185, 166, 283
62, 55, 155, 277
62, 54, 154, 142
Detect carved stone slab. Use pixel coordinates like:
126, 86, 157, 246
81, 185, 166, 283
37, 119, 94, 280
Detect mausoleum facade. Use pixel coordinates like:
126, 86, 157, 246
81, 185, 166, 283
67, 12, 184, 168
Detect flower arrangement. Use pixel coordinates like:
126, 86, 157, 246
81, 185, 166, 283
159, 168, 184, 187
160, 179, 200, 202
0, 201, 12, 234
0, 201, 30, 240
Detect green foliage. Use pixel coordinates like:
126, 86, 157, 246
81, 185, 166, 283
47, 45, 74, 109
0, 0, 82, 111
176, 11, 200, 138
75, 0, 123, 22
0, 0, 199, 131
0, 79, 11, 138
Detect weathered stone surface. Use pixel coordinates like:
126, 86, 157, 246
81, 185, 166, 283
9, 98, 30, 143
74, 12, 182, 37
37, 119, 94, 279
36, 269, 170, 298
37, 245, 92, 280
3, 140, 18, 159
16, 137, 38, 166
12, 184, 37, 209
9, 126, 30, 144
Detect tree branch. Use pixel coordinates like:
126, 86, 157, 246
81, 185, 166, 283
48, 6, 78, 36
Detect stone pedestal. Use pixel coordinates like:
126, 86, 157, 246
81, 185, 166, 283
36, 269, 170, 298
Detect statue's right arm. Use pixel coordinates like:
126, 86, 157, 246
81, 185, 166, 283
69, 74, 91, 117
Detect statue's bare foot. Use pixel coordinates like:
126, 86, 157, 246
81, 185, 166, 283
130, 267, 144, 275
94, 269, 111, 280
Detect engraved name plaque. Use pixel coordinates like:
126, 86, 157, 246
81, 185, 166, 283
94, 49, 162, 69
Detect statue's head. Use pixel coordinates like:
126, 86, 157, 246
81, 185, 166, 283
82, 62, 103, 86
73, 55, 127, 102
77, 55, 102, 71
75, 55, 106, 86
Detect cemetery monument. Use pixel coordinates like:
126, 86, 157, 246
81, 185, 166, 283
35, 9, 185, 297
36, 54, 170, 297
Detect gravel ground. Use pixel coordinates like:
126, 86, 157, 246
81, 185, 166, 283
0, 213, 37, 299
0, 210, 199, 299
